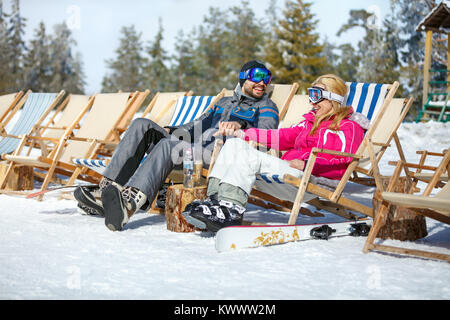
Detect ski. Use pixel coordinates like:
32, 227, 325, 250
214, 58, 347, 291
215, 220, 372, 252
26, 184, 98, 199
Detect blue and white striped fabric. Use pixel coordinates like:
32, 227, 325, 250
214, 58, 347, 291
72, 158, 109, 175
344, 82, 390, 121
168, 96, 214, 127
0, 93, 57, 155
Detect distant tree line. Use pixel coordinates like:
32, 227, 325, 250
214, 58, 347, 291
0, 0, 85, 94
0, 0, 447, 116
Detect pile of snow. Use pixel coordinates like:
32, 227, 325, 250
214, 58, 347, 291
1, 121, 449, 300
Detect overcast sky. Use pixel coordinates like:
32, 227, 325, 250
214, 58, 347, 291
12, 0, 390, 94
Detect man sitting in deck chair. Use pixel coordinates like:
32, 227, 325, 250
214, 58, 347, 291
184, 74, 369, 232
75, 60, 280, 231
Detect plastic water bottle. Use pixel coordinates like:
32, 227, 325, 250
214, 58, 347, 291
183, 147, 194, 188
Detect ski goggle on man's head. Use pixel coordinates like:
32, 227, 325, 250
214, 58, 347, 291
239, 67, 272, 85
308, 86, 345, 104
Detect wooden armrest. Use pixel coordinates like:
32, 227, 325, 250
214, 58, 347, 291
370, 141, 390, 147
311, 147, 361, 159
416, 150, 446, 156
388, 160, 438, 171
69, 136, 118, 147
39, 125, 69, 130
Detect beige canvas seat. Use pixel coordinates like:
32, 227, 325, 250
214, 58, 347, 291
0, 92, 139, 199
363, 149, 450, 262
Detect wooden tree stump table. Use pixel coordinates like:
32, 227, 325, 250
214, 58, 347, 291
0, 161, 33, 191
165, 184, 207, 232
372, 176, 428, 241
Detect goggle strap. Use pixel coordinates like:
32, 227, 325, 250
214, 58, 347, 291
322, 91, 345, 104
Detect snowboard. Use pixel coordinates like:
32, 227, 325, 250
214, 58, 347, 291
215, 220, 371, 252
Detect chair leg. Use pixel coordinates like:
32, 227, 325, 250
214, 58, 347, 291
288, 152, 317, 225
363, 160, 404, 253
0, 162, 16, 189
363, 201, 389, 253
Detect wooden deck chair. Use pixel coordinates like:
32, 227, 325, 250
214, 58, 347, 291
268, 83, 299, 124
277, 94, 310, 128
363, 149, 450, 262
0, 91, 27, 131
21, 94, 92, 157
141, 91, 193, 126
208, 81, 409, 223
95, 90, 150, 157
0, 92, 136, 199
111, 89, 150, 138
70, 89, 227, 176
408, 149, 449, 186
0, 91, 66, 156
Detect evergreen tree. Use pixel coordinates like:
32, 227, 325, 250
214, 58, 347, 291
192, 7, 230, 95
48, 23, 85, 93
0, 0, 11, 93
7, 0, 26, 91
337, 7, 401, 85
263, 0, 328, 90
22, 21, 52, 92
333, 43, 360, 82
101, 25, 145, 92
143, 18, 170, 93
223, 1, 265, 85
171, 29, 201, 92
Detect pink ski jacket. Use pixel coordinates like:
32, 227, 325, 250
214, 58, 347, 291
242, 109, 365, 180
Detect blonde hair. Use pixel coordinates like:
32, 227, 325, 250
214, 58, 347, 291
309, 74, 351, 136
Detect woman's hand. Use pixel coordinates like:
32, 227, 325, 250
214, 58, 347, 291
213, 121, 242, 137
288, 159, 306, 171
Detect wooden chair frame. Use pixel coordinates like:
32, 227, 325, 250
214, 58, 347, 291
206, 82, 415, 224
0, 92, 144, 199
363, 149, 450, 262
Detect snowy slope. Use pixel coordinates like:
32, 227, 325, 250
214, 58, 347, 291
0, 121, 449, 300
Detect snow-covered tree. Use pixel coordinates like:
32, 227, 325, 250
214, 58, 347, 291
102, 25, 145, 92
22, 22, 52, 92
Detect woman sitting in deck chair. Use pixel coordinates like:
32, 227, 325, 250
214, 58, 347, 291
184, 74, 367, 232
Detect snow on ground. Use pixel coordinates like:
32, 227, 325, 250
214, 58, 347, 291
0, 121, 449, 300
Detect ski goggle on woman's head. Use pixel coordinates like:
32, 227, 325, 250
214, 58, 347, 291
308, 86, 345, 104
239, 67, 272, 85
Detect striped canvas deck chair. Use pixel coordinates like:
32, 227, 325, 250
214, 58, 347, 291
141, 91, 193, 126
0, 92, 136, 199
0, 91, 27, 131
363, 149, 450, 262
212, 81, 412, 224
69, 91, 192, 175
167, 92, 225, 127
0, 91, 66, 156
70, 90, 226, 176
